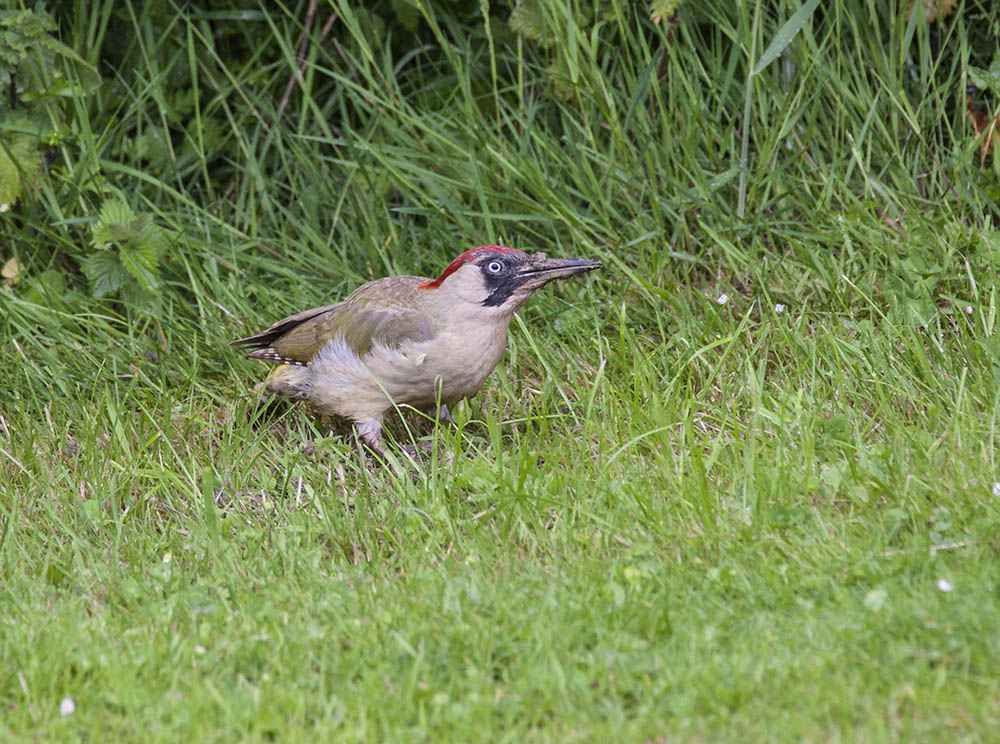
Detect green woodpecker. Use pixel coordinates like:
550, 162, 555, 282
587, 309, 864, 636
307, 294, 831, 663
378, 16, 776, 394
231, 245, 601, 453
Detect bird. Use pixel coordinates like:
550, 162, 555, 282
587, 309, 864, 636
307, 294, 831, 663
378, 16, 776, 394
231, 245, 601, 455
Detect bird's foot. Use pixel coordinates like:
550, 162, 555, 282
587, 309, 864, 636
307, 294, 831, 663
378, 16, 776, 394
398, 438, 453, 466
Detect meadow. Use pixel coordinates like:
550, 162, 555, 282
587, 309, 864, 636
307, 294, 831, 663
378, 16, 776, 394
2, 0, 999, 739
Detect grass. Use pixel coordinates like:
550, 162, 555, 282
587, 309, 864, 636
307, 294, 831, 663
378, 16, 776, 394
2, 0, 1000, 739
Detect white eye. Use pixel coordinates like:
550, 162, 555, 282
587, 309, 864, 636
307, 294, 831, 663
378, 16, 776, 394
487, 260, 504, 274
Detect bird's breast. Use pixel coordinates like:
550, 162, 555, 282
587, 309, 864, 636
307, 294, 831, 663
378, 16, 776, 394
396, 322, 510, 404
304, 314, 514, 420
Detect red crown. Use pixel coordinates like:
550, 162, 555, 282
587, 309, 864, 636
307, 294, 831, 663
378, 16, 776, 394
418, 245, 522, 289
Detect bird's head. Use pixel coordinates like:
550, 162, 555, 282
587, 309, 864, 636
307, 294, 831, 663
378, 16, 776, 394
419, 245, 601, 313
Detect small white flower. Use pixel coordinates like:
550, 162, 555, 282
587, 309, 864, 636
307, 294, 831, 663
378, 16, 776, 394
937, 578, 953, 593
195, 645, 207, 655
716, 293, 729, 305
965, 306, 973, 315
59, 696, 75, 716
775, 303, 786, 313
992, 482, 1000, 498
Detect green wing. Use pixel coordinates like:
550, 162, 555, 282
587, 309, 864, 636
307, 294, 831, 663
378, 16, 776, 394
230, 275, 436, 364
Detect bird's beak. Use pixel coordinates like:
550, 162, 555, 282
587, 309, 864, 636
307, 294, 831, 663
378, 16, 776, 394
516, 253, 602, 290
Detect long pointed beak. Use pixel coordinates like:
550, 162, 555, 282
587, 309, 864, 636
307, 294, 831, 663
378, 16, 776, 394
516, 255, 602, 289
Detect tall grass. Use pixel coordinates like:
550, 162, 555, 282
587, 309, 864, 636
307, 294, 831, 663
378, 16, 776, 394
1, 0, 999, 739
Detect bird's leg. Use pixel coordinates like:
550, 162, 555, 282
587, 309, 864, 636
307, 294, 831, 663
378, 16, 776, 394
400, 403, 453, 462
355, 416, 385, 459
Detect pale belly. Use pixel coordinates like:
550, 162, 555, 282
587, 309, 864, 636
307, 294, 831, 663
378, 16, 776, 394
303, 331, 508, 421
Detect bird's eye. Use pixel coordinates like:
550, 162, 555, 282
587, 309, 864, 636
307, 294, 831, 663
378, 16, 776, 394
486, 260, 505, 274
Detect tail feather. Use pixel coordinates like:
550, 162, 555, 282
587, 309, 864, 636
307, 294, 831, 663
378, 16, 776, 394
230, 302, 341, 354
246, 347, 308, 366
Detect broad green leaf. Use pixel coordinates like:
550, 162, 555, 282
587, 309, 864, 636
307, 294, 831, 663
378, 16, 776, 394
120, 243, 161, 293
0, 132, 41, 205
81, 250, 129, 299
23, 268, 67, 306
969, 54, 1000, 94
98, 199, 137, 227
650, 0, 682, 24
509, 0, 553, 45
37, 36, 100, 92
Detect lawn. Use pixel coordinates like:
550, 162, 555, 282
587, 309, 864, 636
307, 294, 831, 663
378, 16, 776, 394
2, 0, 1000, 740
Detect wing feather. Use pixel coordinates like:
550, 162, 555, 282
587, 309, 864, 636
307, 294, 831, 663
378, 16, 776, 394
230, 275, 436, 364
